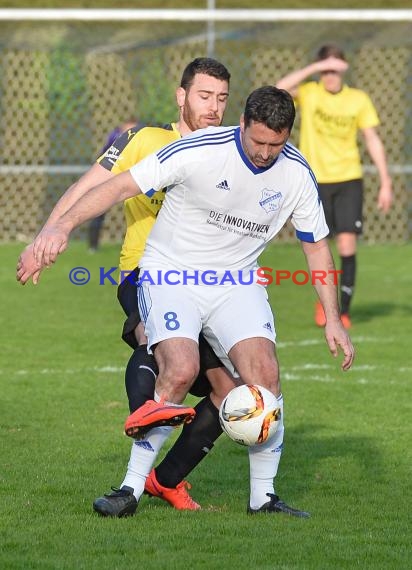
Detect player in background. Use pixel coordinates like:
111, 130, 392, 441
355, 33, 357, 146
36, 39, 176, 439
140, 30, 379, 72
88, 118, 140, 252
17, 58, 239, 516
276, 44, 393, 328
28, 86, 355, 518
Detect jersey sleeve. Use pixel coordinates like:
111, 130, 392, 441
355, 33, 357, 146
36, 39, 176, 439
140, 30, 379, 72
128, 146, 184, 198
129, 134, 203, 197
290, 169, 330, 243
97, 125, 146, 173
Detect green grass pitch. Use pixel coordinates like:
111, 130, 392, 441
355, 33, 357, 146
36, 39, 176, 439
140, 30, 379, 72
1, 240, 411, 569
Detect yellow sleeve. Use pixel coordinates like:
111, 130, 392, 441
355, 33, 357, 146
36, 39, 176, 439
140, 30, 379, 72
97, 125, 149, 173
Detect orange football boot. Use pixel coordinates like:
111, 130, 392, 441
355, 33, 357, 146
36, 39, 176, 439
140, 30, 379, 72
340, 313, 352, 329
314, 300, 326, 327
144, 469, 201, 510
124, 399, 195, 439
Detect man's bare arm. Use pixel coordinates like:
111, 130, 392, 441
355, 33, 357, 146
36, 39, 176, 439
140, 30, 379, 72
45, 163, 115, 228
17, 163, 115, 284
33, 171, 142, 267
302, 239, 355, 371
362, 127, 393, 213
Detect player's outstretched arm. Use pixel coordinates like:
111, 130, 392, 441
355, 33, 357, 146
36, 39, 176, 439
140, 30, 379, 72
32, 170, 142, 267
43, 163, 114, 229
301, 239, 355, 371
276, 57, 348, 97
17, 163, 115, 285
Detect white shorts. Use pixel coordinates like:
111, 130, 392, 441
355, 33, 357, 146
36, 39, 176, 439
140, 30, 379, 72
137, 282, 276, 375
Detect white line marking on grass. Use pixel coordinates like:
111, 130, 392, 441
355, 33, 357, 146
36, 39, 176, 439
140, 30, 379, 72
93, 366, 124, 373
277, 339, 322, 348
2, 339, 407, 382
5, 365, 125, 377
308, 375, 337, 382
282, 372, 336, 382
277, 336, 392, 348
289, 363, 333, 370
281, 373, 303, 381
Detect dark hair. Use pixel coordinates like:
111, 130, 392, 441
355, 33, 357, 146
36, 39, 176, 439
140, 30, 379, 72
180, 57, 231, 89
316, 44, 346, 61
243, 86, 295, 133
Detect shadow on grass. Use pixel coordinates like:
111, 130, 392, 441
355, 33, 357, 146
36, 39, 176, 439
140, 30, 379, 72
283, 423, 386, 494
353, 301, 412, 323
188, 421, 387, 509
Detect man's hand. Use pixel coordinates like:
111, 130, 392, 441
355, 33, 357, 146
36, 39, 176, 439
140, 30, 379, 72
32, 223, 70, 267
377, 180, 393, 213
324, 320, 355, 371
16, 244, 44, 285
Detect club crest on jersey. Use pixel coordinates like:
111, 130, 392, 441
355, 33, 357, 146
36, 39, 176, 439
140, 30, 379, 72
259, 189, 282, 213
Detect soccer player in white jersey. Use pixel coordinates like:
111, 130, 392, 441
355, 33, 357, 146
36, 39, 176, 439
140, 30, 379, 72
32, 86, 355, 516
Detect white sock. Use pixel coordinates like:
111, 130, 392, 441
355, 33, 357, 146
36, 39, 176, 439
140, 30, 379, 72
154, 390, 187, 406
153, 390, 163, 403
248, 394, 284, 509
121, 426, 173, 499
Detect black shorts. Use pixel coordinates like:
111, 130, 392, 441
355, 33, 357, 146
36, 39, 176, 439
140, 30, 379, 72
117, 267, 141, 347
318, 179, 363, 236
117, 267, 222, 396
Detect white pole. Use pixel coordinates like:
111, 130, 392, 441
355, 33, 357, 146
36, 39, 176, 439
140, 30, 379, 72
207, 0, 215, 57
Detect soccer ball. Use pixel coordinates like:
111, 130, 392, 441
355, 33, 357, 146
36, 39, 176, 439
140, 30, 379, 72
219, 384, 281, 446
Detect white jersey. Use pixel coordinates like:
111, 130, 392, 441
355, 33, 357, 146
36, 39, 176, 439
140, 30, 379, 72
130, 125, 328, 275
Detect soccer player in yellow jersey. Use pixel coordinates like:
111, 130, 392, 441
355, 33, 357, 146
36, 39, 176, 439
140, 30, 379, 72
88, 118, 139, 252
277, 44, 393, 328
18, 59, 264, 516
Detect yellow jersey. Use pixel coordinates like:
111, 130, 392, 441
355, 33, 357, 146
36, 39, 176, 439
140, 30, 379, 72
97, 123, 181, 272
296, 82, 380, 183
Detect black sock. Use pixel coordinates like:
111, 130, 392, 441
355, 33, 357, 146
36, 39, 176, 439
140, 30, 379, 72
125, 345, 158, 412
88, 215, 104, 249
155, 395, 223, 488
340, 254, 356, 315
